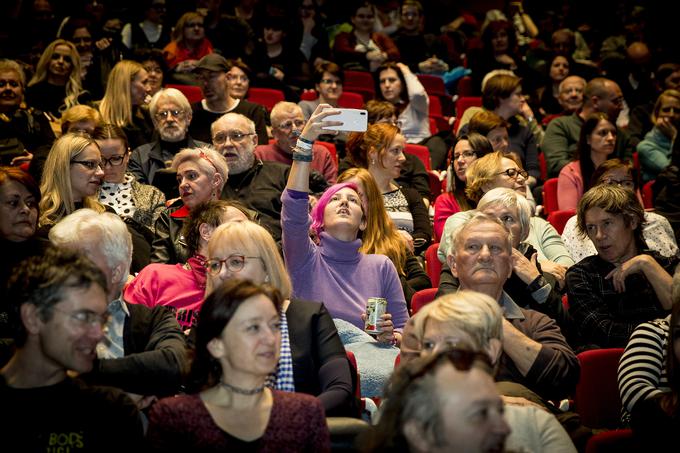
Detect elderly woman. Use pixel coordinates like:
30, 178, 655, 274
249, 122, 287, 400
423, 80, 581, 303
205, 220, 357, 416
283, 103, 409, 345
98, 60, 153, 149
438, 151, 574, 285
638, 89, 680, 183
93, 124, 166, 234
562, 159, 679, 263
439, 188, 570, 330
374, 61, 447, 170
557, 113, 617, 211
433, 133, 494, 241
150, 146, 228, 264
346, 122, 432, 255
125, 200, 249, 330
38, 133, 106, 232
26, 39, 88, 118
0, 166, 47, 287
147, 279, 331, 450
338, 167, 430, 306
162, 12, 213, 75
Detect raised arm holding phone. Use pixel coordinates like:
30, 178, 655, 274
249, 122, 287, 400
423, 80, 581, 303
282, 104, 408, 345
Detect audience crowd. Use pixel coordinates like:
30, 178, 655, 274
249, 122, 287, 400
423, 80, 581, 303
1, 0, 679, 451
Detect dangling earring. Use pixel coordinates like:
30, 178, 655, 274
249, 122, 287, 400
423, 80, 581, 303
264, 274, 270, 283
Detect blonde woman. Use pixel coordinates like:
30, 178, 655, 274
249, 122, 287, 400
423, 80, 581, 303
38, 133, 106, 232
162, 12, 213, 74
26, 39, 88, 118
98, 60, 153, 149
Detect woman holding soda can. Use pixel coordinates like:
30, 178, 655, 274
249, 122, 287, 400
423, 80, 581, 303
282, 104, 409, 346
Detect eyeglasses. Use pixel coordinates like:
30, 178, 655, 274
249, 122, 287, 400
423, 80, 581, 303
454, 150, 476, 160
53, 307, 110, 329
205, 254, 262, 275
602, 177, 635, 189
155, 109, 184, 120
101, 154, 127, 167
276, 119, 305, 130
496, 168, 528, 179
212, 131, 255, 145
320, 78, 342, 86
71, 160, 103, 171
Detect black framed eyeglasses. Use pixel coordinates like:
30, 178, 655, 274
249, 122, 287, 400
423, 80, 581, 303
205, 254, 262, 275
496, 168, 528, 179
101, 154, 127, 167
71, 160, 103, 171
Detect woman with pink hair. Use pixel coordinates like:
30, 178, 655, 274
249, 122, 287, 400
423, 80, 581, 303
282, 104, 409, 346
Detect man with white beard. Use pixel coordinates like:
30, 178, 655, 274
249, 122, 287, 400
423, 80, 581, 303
128, 88, 207, 187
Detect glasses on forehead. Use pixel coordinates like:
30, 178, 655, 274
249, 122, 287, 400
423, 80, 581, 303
71, 159, 103, 171
205, 254, 262, 275
406, 347, 493, 382
53, 307, 110, 329
155, 109, 184, 120
276, 119, 305, 130
212, 131, 255, 145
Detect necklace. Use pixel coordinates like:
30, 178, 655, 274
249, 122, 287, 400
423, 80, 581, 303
220, 380, 265, 395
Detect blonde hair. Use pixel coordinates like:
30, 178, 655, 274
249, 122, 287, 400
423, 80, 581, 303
206, 220, 292, 299
28, 39, 84, 114
60, 105, 102, 134
39, 133, 106, 226
464, 151, 506, 202
338, 167, 407, 275
171, 12, 204, 45
171, 146, 229, 194
99, 60, 145, 128
270, 101, 302, 127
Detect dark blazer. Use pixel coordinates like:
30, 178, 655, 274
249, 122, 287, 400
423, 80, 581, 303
286, 299, 358, 417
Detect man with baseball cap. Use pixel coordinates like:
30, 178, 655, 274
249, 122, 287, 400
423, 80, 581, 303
189, 53, 268, 144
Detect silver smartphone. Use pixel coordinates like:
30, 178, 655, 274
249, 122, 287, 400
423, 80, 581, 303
322, 108, 368, 132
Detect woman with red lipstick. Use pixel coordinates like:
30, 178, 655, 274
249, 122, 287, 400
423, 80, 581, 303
150, 146, 228, 265
557, 113, 618, 211
346, 122, 432, 255
38, 133, 106, 232
0, 166, 47, 288
147, 279, 331, 451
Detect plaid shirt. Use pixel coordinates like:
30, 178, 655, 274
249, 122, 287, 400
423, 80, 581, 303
566, 250, 678, 349
266, 311, 296, 392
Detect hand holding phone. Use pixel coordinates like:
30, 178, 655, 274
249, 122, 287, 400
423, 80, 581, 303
321, 108, 368, 132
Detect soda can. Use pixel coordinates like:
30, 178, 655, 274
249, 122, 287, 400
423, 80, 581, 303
365, 297, 387, 334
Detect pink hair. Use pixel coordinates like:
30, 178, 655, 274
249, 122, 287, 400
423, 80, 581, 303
310, 182, 361, 237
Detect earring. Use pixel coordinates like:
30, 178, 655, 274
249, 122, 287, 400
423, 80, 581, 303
264, 275, 270, 283
371, 158, 375, 166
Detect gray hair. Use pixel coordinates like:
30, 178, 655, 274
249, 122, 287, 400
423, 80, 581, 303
149, 87, 191, 118
270, 101, 303, 127
447, 211, 513, 258
558, 75, 586, 94
171, 146, 229, 193
211, 112, 256, 136
477, 187, 531, 243
49, 209, 133, 288
0, 59, 26, 86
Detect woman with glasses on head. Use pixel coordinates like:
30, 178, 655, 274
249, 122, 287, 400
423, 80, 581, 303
438, 151, 574, 287
557, 113, 617, 211
38, 133, 106, 234
283, 103, 409, 346
433, 133, 494, 241
147, 279, 331, 451
162, 12, 213, 78
98, 60, 153, 149
93, 124, 166, 234
125, 200, 249, 331
346, 122, 432, 255
562, 159, 679, 263
151, 146, 228, 265
26, 39, 88, 119
204, 220, 358, 416
638, 89, 680, 183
